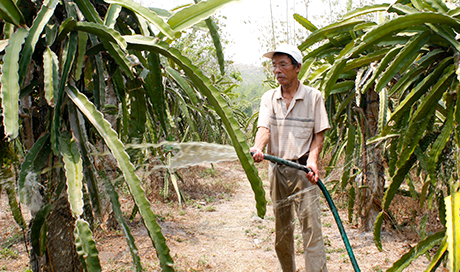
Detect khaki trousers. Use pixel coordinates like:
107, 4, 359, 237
269, 163, 328, 272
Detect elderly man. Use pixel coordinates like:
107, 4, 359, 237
251, 44, 330, 272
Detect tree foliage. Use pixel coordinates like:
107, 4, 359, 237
0, 0, 267, 270
296, 0, 460, 269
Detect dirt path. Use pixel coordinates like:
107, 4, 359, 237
96, 161, 440, 271
0, 161, 447, 271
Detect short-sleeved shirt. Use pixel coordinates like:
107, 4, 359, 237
257, 83, 330, 160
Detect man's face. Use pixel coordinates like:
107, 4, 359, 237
272, 54, 301, 86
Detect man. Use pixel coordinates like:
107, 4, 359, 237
250, 44, 330, 272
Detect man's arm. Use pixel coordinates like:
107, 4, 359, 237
250, 127, 270, 162
306, 131, 325, 184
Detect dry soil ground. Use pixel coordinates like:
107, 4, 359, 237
0, 161, 448, 271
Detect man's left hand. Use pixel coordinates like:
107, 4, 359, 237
306, 161, 319, 184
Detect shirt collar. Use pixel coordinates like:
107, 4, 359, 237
274, 83, 306, 100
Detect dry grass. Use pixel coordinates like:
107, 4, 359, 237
143, 163, 240, 204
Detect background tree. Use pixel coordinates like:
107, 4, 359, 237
0, 0, 267, 271
296, 0, 460, 270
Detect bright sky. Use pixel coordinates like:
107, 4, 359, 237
217, 0, 327, 65
142, 0, 333, 65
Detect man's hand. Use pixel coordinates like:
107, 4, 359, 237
250, 147, 264, 162
251, 127, 270, 163
306, 161, 319, 184
306, 131, 325, 185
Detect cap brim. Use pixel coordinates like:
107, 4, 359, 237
263, 51, 276, 60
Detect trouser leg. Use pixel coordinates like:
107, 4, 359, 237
295, 170, 328, 272
270, 163, 296, 272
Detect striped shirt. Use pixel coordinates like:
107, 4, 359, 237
257, 84, 330, 160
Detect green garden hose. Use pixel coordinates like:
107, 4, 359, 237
259, 153, 361, 272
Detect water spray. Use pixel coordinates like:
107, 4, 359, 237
255, 153, 361, 272
128, 141, 360, 270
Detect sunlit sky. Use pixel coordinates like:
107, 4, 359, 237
141, 0, 335, 65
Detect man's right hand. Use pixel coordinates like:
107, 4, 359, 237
250, 147, 264, 162
251, 127, 270, 163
